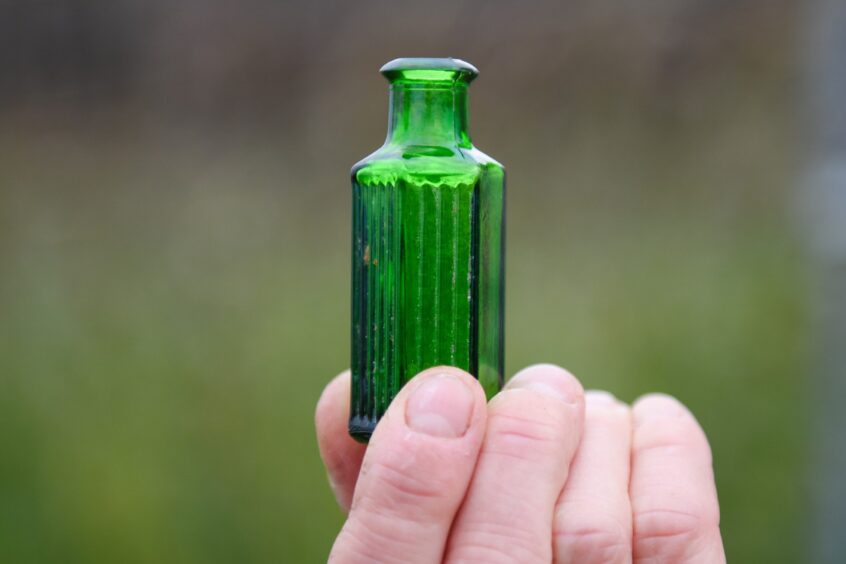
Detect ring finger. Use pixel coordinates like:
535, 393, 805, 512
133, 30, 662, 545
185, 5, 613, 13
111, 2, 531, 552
553, 391, 633, 563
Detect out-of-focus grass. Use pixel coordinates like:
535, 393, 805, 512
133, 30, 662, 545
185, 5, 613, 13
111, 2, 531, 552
0, 115, 806, 563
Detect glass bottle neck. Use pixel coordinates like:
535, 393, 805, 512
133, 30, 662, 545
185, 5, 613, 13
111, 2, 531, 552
385, 84, 471, 148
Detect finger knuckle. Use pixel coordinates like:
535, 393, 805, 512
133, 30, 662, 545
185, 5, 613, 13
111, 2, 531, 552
634, 507, 719, 558
448, 541, 547, 564
484, 409, 567, 462
448, 519, 550, 563
554, 518, 630, 563
634, 423, 712, 465
330, 520, 411, 564
364, 453, 449, 511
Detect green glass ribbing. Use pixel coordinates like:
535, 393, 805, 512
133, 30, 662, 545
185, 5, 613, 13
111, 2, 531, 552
349, 58, 505, 442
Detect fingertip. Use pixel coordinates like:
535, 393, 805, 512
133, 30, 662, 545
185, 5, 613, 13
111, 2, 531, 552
631, 393, 708, 444
584, 391, 631, 427
315, 370, 351, 434
632, 393, 695, 424
505, 363, 584, 405
584, 389, 617, 403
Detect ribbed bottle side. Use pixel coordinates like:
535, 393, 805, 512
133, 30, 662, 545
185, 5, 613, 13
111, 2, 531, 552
350, 180, 400, 436
476, 164, 506, 398
350, 179, 480, 440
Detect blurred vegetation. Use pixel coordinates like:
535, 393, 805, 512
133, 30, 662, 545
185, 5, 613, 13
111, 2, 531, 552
0, 0, 808, 562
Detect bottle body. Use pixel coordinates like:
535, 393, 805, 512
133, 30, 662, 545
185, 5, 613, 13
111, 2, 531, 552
349, 59, 505, 442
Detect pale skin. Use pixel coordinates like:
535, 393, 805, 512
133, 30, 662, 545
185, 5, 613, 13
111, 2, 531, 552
316, 364, 726, 563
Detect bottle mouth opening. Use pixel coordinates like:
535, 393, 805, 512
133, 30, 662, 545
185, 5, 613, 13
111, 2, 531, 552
380, 58, 478, 85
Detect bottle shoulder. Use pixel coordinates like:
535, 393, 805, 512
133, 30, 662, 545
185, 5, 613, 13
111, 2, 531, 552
461, 146, 504, 170
352, 143, 504, 187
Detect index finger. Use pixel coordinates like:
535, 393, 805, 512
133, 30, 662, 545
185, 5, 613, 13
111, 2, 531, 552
315, 370, 367, 511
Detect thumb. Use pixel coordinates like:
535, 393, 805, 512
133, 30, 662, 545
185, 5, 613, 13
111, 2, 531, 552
330, 366, 487, 564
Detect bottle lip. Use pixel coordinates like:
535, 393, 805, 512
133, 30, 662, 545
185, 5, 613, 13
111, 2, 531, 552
380, 58, 478, 84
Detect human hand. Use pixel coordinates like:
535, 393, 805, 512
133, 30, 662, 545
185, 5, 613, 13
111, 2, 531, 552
316, 365, 726, 563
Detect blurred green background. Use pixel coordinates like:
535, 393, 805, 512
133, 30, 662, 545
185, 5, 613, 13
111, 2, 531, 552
0, 1, 810, 562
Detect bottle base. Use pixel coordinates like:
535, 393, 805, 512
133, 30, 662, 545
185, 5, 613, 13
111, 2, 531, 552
348, 415, 376, 444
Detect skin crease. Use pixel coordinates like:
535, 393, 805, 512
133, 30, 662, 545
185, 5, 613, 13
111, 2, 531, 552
316, 365, 726, 563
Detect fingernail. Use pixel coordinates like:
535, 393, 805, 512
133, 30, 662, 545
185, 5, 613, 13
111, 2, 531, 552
406, 374, 474, 438
506, 365, 582, 404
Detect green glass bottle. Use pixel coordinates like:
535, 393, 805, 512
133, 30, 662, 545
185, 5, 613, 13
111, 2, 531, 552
349, 58, 505, 442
